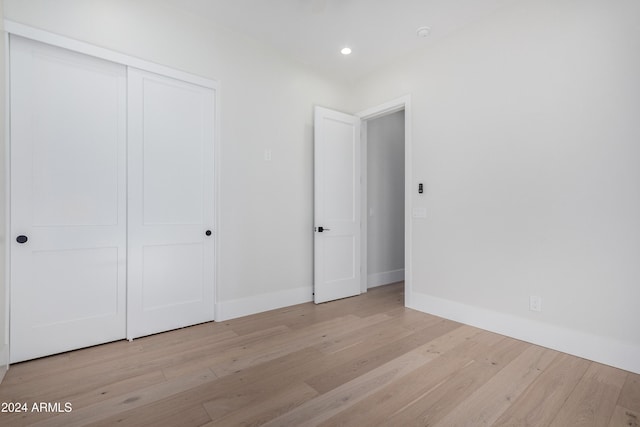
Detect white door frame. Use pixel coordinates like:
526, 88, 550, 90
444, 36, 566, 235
356, 95, 412, 306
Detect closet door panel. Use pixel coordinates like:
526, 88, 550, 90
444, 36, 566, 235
10, 36, 127, 363
142, 244, 204, 308
127, 68, 215, 339
142, 78, 205, 225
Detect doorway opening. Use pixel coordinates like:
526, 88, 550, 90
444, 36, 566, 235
358, 96, 411, 305
362, 111, 405, 291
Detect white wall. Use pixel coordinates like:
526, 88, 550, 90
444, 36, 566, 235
3, 0, 352, 320
352, 0, 640, 373
0, 0, 8, 381
366, 111, 405, 288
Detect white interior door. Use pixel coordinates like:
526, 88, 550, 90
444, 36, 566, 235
10, 36, 127, 363
314, 106, 361, 303
127, 68, 215, 339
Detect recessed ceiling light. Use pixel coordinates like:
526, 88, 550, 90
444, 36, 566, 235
416, 26, 431, 38
341, 47, 352, 55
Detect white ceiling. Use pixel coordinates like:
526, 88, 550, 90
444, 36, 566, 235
162, 0, 514, 82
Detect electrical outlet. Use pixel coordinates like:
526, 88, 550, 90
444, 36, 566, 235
529, 295, 542, 312
264, 149, 272, 161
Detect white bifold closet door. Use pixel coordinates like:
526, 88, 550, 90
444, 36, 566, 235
9, 36, 215, 362
127, 68, 215, 339
9, 36, 128, 363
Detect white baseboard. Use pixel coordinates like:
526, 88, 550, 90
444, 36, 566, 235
368, 269, 405, 289
408, 291, 640, 375
216, 286, 313, 322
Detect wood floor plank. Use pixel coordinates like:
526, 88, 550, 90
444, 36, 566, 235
209, 313, 390, 378
222, 304, 315, 335
263, 338, 444, 426
0, 363, 169, 405
160, 325, 295, 380
188, 318, 435, 425
67, 370, 168, 410
319, 353, 477, 426
492, 353, 591, 426
0, 370, 168, 427
133, 323, 238, 352
1, 327, 239, 399
432, 345, 558, 426
608, 405, 639, 427
2, 325, 236, 388
167, 319, 445, 425
304, 318, 461, 394
0, 371, 171, 426
618, 372, 640, 413
166, 323, 408, 425
550, 363, 628, 427
205, 382, 318, 426
283, 329, 508, 426
89, 401, 212, 427
28, 369, 218, 427
226, 284, 401, 335
312, 315, 418, 355
385, 306, 445, 330
420, 323, 486, 356
316, 323, 489, 426
382, 359, 501, 427
192, 347, 325, 423
379, 338, 530, 427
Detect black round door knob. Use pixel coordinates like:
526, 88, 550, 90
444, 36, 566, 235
205, 230, 212, 236
16, 235, 28, 244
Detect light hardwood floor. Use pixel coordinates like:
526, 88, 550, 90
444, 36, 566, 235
0, 282, 638, 426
